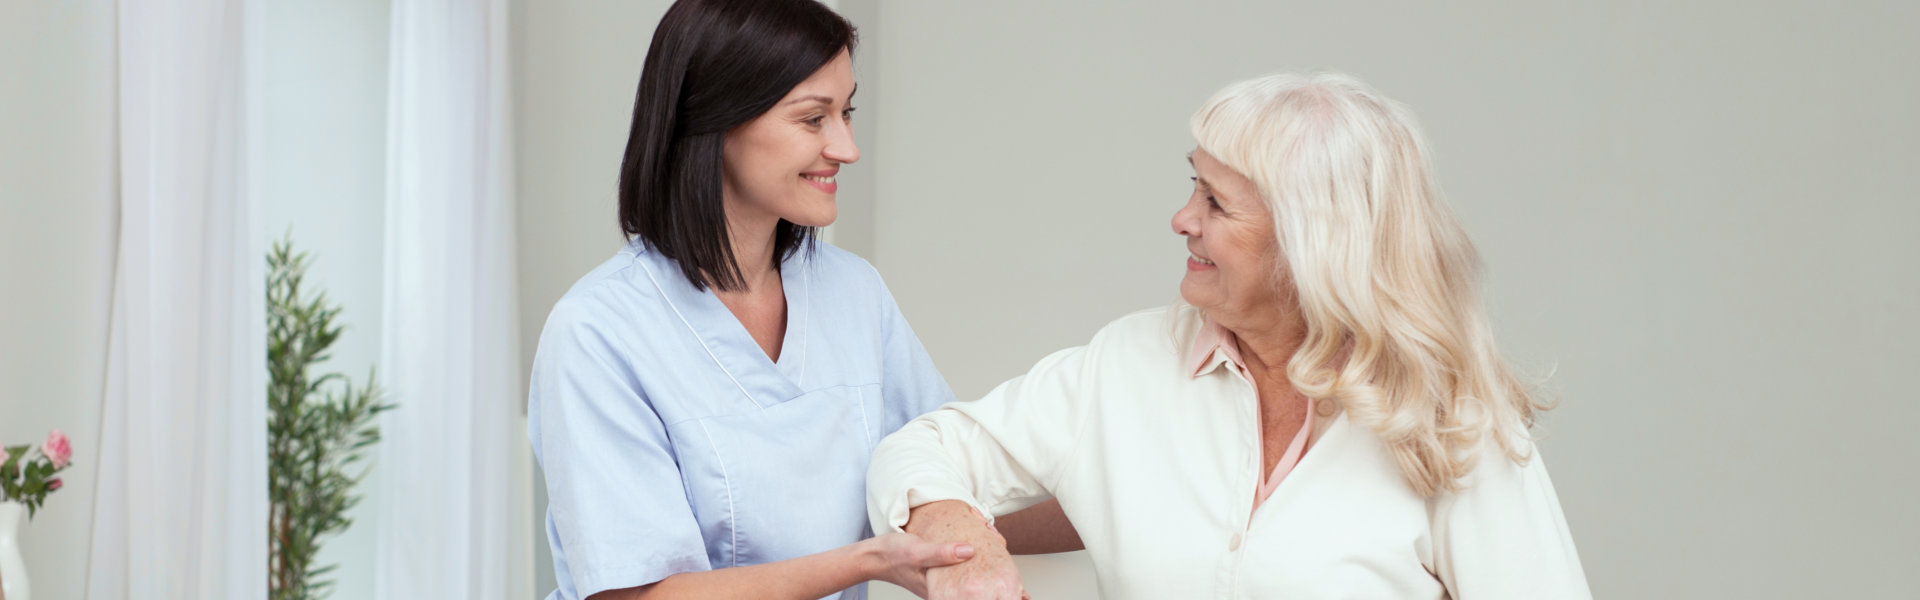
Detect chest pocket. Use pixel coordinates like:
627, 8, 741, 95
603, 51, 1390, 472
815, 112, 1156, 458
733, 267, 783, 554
673, 384, 883, 569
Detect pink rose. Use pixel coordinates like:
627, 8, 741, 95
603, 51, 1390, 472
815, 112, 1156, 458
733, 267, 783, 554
47, 478, 62, 491
42, 429, 72, 469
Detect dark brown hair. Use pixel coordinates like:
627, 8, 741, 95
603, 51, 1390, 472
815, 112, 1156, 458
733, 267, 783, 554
617, 0, 857, 291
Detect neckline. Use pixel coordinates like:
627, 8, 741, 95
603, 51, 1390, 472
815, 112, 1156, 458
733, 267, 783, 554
633, 242, 811, 408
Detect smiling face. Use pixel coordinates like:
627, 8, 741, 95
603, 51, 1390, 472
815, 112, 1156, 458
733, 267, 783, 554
1171, 147, 1292, 326
720, 48, 859, 229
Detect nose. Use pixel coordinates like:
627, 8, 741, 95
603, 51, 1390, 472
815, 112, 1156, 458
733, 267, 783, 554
1171, 197, 1201, 238
824, 116, 859, 165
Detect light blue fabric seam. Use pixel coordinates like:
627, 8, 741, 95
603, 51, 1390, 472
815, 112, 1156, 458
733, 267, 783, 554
659, 383, 882, 428
855, 385, 874, 448
796, 259, 810, 385
696, 419, 740, 568
636, 254, 762, 408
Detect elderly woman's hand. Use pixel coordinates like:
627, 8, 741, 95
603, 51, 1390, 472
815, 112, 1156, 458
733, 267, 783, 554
906, 500, 1029, 600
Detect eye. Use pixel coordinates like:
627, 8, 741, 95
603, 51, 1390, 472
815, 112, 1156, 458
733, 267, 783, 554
1191, 177, 1221, 209
804, 115, 827, 127
842, 106, 857, 122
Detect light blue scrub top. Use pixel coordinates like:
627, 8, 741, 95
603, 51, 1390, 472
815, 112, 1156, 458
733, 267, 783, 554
529, 239, 955, 600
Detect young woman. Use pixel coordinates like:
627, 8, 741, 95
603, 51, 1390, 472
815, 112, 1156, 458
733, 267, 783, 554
527, 1, 1076, 599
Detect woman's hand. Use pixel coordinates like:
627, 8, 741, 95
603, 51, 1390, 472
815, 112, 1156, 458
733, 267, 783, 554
906, 500, 1028, 600
861, 531, 977, 598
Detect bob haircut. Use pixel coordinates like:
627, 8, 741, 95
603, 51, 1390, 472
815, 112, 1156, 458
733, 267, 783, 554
617, 0, 856, 291
1189, 71, 1552, 496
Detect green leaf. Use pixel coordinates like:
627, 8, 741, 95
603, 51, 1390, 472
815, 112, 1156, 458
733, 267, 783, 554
267, 235, 395, 600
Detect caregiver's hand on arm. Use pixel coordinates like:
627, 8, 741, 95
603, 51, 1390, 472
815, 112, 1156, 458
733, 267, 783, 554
907, 500, 1028, 600
591, 532, 974, 600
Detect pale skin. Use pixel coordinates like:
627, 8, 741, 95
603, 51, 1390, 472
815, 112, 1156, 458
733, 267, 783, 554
903, 148, 1311, 599
594, 49, 1081, 600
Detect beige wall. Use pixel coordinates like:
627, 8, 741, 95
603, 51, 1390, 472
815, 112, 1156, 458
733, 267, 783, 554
0, 4, 117, 600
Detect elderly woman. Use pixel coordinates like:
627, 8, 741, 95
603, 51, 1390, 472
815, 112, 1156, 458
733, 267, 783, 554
866, 72, 1591, 599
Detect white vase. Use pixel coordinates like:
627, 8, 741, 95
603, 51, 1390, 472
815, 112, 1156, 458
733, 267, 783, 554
0, 501, 27, 600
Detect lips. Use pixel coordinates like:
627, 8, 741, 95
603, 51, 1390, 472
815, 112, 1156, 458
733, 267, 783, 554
802, 168, 838, 193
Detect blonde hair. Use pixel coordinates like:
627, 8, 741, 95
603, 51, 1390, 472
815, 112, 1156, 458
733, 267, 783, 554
1190, 71, 1550, 496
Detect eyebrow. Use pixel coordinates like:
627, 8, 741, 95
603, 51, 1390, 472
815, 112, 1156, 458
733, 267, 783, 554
783, 95, 833, 107
783, 84, 858, 108
1186, 153, 1211, 188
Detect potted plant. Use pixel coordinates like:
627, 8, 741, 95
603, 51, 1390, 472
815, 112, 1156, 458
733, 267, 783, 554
266, 238, 391, 600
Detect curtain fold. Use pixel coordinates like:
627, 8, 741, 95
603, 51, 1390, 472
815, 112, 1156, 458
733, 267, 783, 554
87, 0, 268, 598
374, 0, 523, 597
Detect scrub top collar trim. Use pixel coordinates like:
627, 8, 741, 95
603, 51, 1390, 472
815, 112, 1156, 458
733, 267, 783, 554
630, 240, 811, 409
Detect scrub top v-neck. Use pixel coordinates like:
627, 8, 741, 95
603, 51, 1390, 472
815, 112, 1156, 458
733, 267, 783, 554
529, 239, 955, 600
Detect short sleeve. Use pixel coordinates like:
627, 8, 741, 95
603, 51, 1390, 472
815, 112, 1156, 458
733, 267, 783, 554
1429, 441, 1593, 599
529, 296, 710, 599
872, 269, 958, 433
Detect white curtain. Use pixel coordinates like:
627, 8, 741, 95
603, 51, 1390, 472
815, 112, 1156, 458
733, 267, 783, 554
374, 0, 525, 598
87, 0, 267, 599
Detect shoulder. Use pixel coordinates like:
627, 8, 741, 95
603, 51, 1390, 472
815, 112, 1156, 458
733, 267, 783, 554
1444, 420, 1553, 497
1084, 304, 1199, 359
540, 243, 661, 352
798, 241, 887, 292
1005, 305, 1198, 383
795, 242, 904, 330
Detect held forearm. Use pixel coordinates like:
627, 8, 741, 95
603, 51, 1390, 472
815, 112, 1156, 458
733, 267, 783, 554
906, 500, 1001, 546
595, 542, 878, 600
905, 498, 1083, 555
907, 500, 1029, 599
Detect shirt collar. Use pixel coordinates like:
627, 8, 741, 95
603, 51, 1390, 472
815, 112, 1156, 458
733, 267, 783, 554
1186, 316, 1248, 378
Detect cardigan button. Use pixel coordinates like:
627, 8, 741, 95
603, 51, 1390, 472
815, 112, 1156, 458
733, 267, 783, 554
1228, 533, 1243, 551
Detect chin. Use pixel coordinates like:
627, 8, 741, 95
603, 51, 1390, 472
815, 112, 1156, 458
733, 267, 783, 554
792, 210, 836, 229
1182, 282, 1232, 313
780, 201, 837, 228
1178, 283, 1206, 308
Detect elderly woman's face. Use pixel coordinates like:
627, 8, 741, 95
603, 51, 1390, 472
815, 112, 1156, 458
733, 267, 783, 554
1172, 148, 1288, 322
